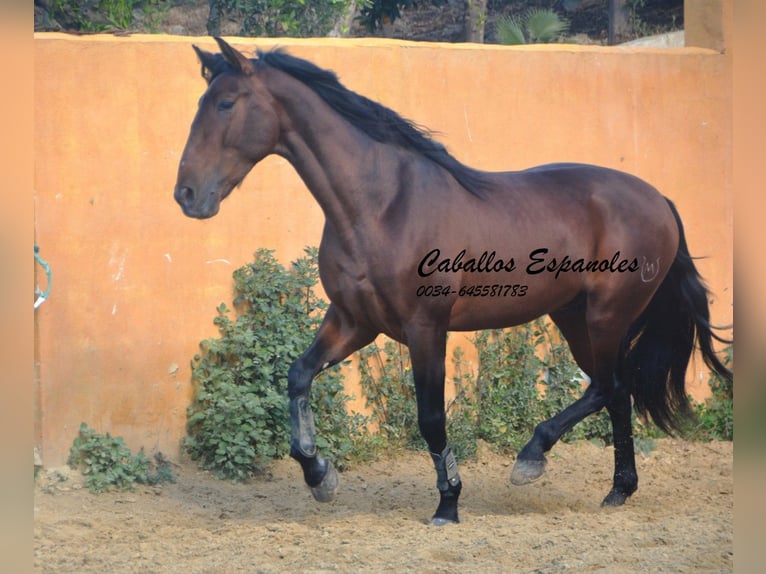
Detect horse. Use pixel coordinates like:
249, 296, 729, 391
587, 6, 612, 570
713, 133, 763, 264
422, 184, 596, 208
174, 37, 732, 525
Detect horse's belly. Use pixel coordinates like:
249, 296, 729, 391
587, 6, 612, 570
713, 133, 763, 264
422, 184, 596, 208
445, 276, 582, 331
447, 302, 548, 331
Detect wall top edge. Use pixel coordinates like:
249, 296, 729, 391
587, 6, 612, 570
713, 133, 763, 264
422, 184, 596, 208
33, 32, 721, 57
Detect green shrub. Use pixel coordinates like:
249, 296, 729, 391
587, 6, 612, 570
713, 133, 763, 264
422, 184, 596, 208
184, 248, 368, 481
474, 318, 682, 451
474, 323, 545, 452
357, 319, 615, 460
473, 319, 625, 452
358, 339, 421, 450
48, 0, 168, 31
210, 0, 351, 36
691, 346, 733, 441
357, 337, 480, 459
495, 8, 569, 45
536, 324, 614, 445
68, 422, 174, 493
445, 346, 480, 460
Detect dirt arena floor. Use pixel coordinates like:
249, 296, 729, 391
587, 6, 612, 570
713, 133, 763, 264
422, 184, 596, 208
34, 439, 732, 573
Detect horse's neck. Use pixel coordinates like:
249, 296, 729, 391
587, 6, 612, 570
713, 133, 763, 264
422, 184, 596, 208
268, 70, 392, 235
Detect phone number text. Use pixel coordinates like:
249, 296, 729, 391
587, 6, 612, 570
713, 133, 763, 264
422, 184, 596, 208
416, 284, 528, 298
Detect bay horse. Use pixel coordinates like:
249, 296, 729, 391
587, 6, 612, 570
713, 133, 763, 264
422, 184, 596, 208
175, 38, 732, 525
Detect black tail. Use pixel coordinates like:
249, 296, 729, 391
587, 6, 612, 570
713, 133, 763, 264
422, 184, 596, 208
619, 199, 732, 434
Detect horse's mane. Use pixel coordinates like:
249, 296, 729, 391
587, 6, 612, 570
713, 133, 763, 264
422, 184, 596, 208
205, 47, 489, 198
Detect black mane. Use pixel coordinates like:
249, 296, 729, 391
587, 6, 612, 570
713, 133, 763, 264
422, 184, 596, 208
206, 48, 489, 198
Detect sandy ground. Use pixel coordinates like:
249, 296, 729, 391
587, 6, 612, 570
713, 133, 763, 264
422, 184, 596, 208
34, 439, 732, 573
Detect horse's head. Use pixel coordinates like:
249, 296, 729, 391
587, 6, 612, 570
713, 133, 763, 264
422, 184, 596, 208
174, 38, 280, 219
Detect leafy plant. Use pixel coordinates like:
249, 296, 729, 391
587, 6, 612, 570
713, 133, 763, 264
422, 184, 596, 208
185, 248, 368, 481
473, 319, 618, 452
356, 0, 449, 32
474, 322, 547, 451
48, 0, 169, 31
358, 338, 422, 449
495, 8, 569, 45
68, 422, 175, 493
357, 319, 615, 460
626, 0, 651, 38
357, 337, 479, 459
356, 0, 412, 31
208, 0, 352, 37
536, 324, 613, 444
445, 346, 479, 460
691, 345, 733, 441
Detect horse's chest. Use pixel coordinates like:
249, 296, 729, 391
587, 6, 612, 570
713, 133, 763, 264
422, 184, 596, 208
321, 267, 368, 302
319, 255, 401, 331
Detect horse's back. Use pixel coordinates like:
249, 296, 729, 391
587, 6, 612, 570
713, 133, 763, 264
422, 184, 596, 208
483, 162, 676, 238
502, 162, 666, 204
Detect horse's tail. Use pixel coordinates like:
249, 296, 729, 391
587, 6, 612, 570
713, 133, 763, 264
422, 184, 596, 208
619, 198, 732, 434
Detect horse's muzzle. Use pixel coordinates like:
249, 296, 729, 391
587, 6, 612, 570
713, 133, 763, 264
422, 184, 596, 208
174, 184, 219, 219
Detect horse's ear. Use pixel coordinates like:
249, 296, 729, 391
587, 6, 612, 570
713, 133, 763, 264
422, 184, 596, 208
214, 36, 255, 76
192, 45, 218, 84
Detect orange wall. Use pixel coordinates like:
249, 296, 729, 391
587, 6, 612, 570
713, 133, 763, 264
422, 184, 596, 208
34, 34, 732, 466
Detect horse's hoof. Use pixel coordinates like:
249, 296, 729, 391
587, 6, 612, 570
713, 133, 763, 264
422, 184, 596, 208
309, 460, 338, 503
510, 458, 547, 485
429, 516, 459, 526
601, 489, 630, 507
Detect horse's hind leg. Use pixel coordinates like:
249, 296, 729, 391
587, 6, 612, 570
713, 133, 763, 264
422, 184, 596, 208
601, 376, 637, 506
512, 307, 607, 485
585, 301, 639, 506
511, 384, 607, 484
288, 305, 376, 502
513, 296, 640, 506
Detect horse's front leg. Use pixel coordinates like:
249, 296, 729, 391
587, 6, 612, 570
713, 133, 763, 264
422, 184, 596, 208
408, 326, 462, 525
288, 305, 376, 502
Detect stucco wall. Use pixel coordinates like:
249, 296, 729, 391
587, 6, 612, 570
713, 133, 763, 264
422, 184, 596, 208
34, 34, 732, 466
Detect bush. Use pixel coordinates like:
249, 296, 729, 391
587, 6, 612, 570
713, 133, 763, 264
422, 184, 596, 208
68, 422, 174, 493
445, 345, 480, 460
358, 339, 421, 450
184, 248, 368, 481
356, 319, 614, 460
471, 319, 612, 452
536, 324, 614, 445
474, 323, 545, 452
209, 0, 351, 36
48, 0, 169, 31
356, 337, 482, 460
495, 8, 569, 45
691, 346, 733, 441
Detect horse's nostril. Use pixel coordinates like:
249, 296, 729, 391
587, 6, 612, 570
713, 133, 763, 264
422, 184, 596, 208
175, 185, 194, 206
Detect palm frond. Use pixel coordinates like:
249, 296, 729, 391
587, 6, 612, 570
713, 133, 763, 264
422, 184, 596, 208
495, 15, 526, 45
525, 8, 569, 43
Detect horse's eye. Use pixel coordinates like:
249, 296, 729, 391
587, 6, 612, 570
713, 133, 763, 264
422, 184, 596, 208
217, 100, 235, 112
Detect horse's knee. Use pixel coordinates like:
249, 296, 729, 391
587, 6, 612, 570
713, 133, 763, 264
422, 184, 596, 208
418, 409, 445, 430
287, 360, 313, 399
